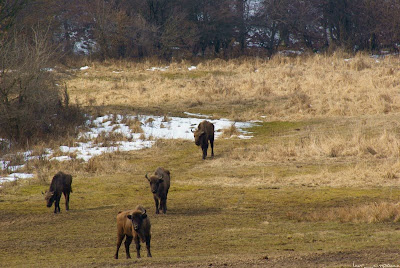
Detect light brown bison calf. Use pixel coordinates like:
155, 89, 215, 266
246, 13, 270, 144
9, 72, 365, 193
145, 167, 171, 214
114, 205, 151, 259
192, 120, 214, 160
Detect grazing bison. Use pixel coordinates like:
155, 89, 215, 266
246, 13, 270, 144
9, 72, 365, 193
145, 167, 170, 214
192, 120, 215, 160
114, 205, 152, 259
43, 171, 72, 213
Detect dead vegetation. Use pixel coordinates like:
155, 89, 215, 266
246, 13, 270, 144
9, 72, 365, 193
287, 201, 400, 223
66, 54, 400, 120
2, 54, 400, 267
221, 123, 241, 138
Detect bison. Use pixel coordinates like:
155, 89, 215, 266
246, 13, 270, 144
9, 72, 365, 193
145, 167, 170, 214
192, 120, 215, 160
114, 205, 152, 259
43, 171, 72, 213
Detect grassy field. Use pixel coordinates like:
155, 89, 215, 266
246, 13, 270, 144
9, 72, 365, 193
1, 53, 400, 267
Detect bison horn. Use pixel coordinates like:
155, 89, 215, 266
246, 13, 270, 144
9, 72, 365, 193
191, 129, 194, 133
141, 209, 147, 219
145, 173, 150, 181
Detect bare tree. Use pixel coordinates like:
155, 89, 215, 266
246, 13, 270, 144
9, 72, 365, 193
0, 0, 27, 35
0, 28, 83, 146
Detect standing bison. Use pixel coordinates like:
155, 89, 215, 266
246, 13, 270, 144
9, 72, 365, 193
114, 205, 152, 259
192, 120, 215, 160
145, 167, 170, 214
43, 171, 72, 213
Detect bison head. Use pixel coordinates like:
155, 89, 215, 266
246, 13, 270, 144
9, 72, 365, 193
192, 129, 205, 146
43, 191, 55, 207
127, 210, 147, 231
146, 173, 164, 193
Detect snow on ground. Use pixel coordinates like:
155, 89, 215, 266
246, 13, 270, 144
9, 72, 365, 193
0, 114, 256, 184
0, 173, 34, 183
183, 112, 211, 118
146, 66, 169, 72
147, 65, 197, 72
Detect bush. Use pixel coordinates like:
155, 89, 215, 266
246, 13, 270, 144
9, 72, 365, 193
0, 29, 84, 148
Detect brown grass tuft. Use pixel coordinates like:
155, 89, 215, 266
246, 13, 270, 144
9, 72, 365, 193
124, 117, 144, 133
221, 123, 241, 138
287, 202, 400, 223
64, 54, 400, 121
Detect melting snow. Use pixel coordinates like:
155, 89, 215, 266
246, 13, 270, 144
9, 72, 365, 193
146, 66, 169, 72
0, 173, 34, 184
183, 112, 211, 118
0, 114, 256, 184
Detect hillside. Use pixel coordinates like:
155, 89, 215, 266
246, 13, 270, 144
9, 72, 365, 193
1, 54, 400, 267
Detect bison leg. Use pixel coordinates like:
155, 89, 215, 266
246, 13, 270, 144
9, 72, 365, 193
202, 144, 208, 160
114, 234, 125, 259
161, 198, 167, 214
64, 192, 70, 211
210, 138, 214, 157
124, 235, 133, 259
134, 236, 141, 258
54, 195, 61, 213
146, 235, 152, 257
154, 196, 160, 214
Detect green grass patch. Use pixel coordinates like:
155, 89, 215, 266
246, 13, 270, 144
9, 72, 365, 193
1, 180, 399, 267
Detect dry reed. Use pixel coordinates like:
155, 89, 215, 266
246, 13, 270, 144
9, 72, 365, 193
65, 54, 400, 121
287, 201, 400, 223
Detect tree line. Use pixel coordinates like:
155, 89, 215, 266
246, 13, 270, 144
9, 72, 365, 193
1, 0, 400, 60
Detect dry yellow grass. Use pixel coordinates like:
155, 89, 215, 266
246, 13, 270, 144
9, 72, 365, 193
288, 201, 400, 223
3, 51, 400, 267
65, 54, 400, 120
220, 123, 241, 138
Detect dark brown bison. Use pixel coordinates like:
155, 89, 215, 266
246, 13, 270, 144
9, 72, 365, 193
192, 120, 215, 160
114, 205, 151, 259
145, 167, 170, 214
43, 171, 72, 213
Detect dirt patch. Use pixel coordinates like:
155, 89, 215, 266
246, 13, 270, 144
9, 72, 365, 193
265, 249, 400, 268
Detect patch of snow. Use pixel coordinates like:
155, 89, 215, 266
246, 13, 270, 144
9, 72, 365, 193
80, 66, 90, 70
7, 164, 25, 172
188, 66, 197, 71
146, 66, 169, 72
0, 173, 34, 184
50, 156, 72, 162
0, 113, 257, 184
73, 36, 98, 56
183, 112, 211, 118
237, 135, 254, 140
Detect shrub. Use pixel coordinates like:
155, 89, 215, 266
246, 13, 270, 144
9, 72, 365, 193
0, 29, 84, 148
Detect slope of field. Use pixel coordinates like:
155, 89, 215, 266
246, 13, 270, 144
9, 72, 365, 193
1, 54, 400, 267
